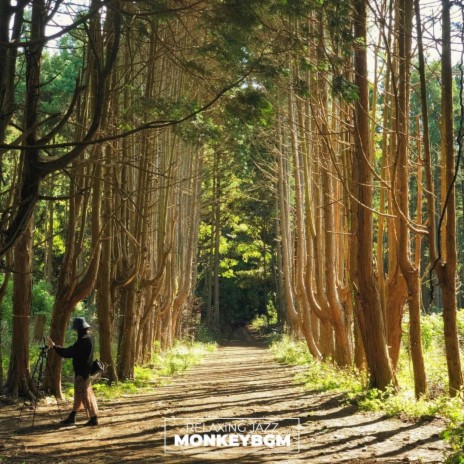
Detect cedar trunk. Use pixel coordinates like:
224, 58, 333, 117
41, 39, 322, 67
353, 0, 395, 389
3, 220, 34, 398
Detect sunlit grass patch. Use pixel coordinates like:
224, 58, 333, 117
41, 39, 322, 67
270, 317, 464, 421
152, 340, 215, 377
270, 319, 464, 463
90, 381, 139, 400
443, 422, 464, 464
271, 334, 366, 393
272, 334, 464, 421
271, 334, 313, 366
296, 360, 366, 394
63, 339, 217, 401
349, 386, 464, 423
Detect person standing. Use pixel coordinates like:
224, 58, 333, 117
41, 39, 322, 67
47, 317, 99, 426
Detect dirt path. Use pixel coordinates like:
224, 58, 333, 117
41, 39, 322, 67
0, 342, 448, 463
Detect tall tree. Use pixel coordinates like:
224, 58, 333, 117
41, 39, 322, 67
394, 0, 426, 397
352, 0, 395, 389
434, 0, 463, 395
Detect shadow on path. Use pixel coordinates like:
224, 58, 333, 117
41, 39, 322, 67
0, 341, 447, 464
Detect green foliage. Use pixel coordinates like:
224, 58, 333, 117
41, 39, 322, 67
76, 339, 217, 401
398, 312, 464, 397
40, 40, 83, 118
1, 278, 87, 379
152, 340, 216, 375
10, 34, 85, 147
271, 335, 366, 393
0, 276, 13, 375
332, 75, 359, 103
270, 312, 464, 426
443, 422, 464, 464
224, 88, 274, 126
31, 280, 55, 315
204, 0, 262, 66
353, 387, 464, 422
271, 334, 313, 366
125, 93, 202, 130
419, 313, 444, 351
194, 324, 218, 344
293, 78, 309, 98
249, 304, 278, 333
266, 301, 278, 324
323, 0, 356, 57
33, 198, 68, 275
197, 124, 279, 329
78, 380, 138, 400
297, 362, 365, 394
249, 315, 269, 331
0, 276, 13, 320
271, 0, 321, 17
0, 278, 56, 374
179, 114, 222, 145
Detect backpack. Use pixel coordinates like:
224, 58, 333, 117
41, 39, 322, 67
90, 359, 105, 376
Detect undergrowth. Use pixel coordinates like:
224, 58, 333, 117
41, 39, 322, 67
64, 339, 216, 400
271, 326, 464, 463
271, 335, 366, 394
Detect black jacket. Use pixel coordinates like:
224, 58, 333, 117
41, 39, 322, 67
54, 332, 93, 379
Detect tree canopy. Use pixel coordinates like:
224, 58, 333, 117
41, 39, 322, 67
0, 0, 463, 402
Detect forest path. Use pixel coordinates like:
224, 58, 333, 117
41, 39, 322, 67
0, 341, 448, 463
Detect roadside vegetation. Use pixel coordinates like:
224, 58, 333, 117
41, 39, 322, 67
0, 277, 216, 402
267, 313, 464, 463
66, 339, 217, 401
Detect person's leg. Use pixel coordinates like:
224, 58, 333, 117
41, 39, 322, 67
73, 376, 85, 412
61, 376, 83, 424
81, 377, 99, 426
88, 383, 99, 416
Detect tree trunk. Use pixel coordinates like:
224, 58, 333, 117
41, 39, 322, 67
212, 151, 221, 333
0, 255, 11, 389
3, 0, 45, 397
352, 0, 395, 390
276, 111, 299, 330
96, 154, 118, 383
44, 192, 54, 284
437, 0, 463, 395
394, 0, 426, 397
47, 153, 103, 396
288, 86, 321, 359
3, 219, 35, 398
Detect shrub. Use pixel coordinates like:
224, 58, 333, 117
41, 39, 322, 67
443, 422, 464, 464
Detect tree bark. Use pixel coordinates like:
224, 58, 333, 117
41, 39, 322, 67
3, 219, 34, 398
212, 151, 221, 333
394, 0, 426, 397
436, 0, 463, 395
352, 0, 395, 389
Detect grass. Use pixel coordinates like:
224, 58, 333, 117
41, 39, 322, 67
271, 335, 366, 394
271, 334, 464, 424
64, 338, 216, 401
270, 314, 464, 463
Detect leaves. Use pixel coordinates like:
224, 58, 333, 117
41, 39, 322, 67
224, 87, 274, 126
332, 75, 359, 103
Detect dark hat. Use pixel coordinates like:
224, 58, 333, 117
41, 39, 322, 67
71, 317, 90, 330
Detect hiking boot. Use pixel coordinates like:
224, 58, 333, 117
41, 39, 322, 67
84, 416, 98, 426
60, 411, 76, 425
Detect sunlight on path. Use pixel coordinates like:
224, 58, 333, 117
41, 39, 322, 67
1, 342, 447, 463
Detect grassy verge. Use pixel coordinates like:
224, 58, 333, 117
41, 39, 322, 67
270, 333, 464, 463
64, 339, 216, 400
